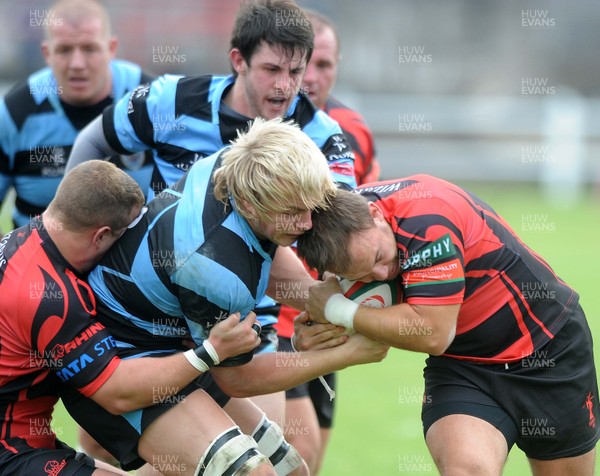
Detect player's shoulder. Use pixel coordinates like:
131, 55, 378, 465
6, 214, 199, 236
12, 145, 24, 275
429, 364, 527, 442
110, 58, 142, 74
172, 74, 233, 122
174, 73, 224, 97
292, 91, 341, 131
109, 59, 155, 95
325, 95, 353, 112
325, 96, 368, 125
2, 70, 55, 130
0, 225, 51, 284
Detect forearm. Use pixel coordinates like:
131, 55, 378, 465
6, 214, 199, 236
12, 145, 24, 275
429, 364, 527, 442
211, 334, 387, 397
267, 246, 315, 310
91, 353, 204, 414
66, 116, 118, 173
353, 303, 459, 355
91, 313, 260, 413
211, 351, 344, 397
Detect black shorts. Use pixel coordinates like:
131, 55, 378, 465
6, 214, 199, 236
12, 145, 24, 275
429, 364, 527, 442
0, 437, 96, 475
422, 304, 600, 460
279, 336, 336, 428
60, 372, 229, 471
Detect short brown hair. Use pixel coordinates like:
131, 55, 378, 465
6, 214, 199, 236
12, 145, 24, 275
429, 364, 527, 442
47, 160, 144, 232
230, 0, 314, 70
297, 189, 374, 274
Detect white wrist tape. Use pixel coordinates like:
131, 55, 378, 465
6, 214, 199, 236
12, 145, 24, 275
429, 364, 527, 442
183, 349, 210, 373
324, 293, 359, 329
203, 340, 221, 365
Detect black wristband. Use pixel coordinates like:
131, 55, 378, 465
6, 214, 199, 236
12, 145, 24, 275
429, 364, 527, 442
193, 345, 216, 368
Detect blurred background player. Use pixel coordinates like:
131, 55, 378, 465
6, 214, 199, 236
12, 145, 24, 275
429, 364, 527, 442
0, 0, 154, 235
274, 9, 380, 473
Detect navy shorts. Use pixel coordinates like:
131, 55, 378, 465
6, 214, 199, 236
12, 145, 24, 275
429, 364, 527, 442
279, 336, 336, 428
422, 304, 600, 460
0, 437, 96, 475
60, 371, 229, 471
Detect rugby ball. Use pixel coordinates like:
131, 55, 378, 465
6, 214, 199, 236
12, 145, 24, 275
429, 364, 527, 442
337, 278, 402, 334
339, 278, 403, 308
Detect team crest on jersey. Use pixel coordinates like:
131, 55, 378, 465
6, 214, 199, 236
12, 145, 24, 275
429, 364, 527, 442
331, 134, 347, 152
322, 134, 354, 165
128, 84, 151, 114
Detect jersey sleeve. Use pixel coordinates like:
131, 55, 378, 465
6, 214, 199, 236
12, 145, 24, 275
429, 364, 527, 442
394, 198, 466, 305
25, 270, 121, 397
104, 75, 181, 155
328, 106, 379, 185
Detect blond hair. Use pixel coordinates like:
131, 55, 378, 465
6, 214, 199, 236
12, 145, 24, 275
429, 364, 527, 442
47, 160, 144, 232
213, 117, 336, 223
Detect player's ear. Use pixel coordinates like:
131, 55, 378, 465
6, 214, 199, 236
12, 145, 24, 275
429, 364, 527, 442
368, 202, 383, 221
239, 199, 258, 222
91, 226, 114, 249
108, 36, 118, 58
41, 41, 50, 64
229, 48, 247, 76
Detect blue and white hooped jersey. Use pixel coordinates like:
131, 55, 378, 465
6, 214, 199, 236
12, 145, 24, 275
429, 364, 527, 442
103, 74, 357, 201
88, 149, 277, 365
0, 60, 155, 228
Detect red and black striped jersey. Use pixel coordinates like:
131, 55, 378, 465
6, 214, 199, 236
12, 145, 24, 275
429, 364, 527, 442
0, 218, 120, 448
356, 175, 577, 363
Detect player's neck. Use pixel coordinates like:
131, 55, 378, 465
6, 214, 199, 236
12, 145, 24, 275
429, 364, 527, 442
223, 79, 254, 118
43, 214, 98, 274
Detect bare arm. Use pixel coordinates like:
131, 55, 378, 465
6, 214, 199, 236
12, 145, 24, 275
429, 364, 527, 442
352, 303, 459, 355
91, 350, 205, 414
210, 331, 389, 397
65, 115, 119, 174
304, 276, 460, 355
266, 246, 315, 310
90, 312, 260, 414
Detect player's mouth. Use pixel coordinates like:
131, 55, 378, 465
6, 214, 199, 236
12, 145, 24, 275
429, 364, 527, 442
68, 77, 90, 89
267, 97, 289, 113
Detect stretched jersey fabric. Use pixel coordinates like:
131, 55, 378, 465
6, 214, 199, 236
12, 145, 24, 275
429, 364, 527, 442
356, 175, 577, 363
325, 96, 379, 186
101, 74, 356, 199
276, 96, 380, 338
0, 219, 120, 450
0, 60, 155, 228
88, 150, 277, 366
